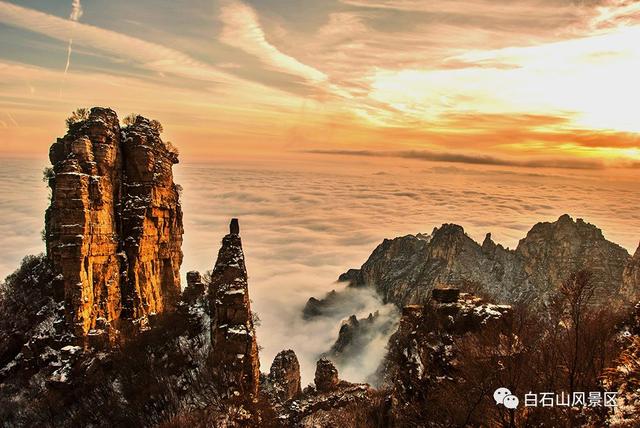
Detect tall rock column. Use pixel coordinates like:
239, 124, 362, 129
209, 219, 260, 401
119, 116, 183, 323
46, 108, 124, 337
45, 107, 183, 340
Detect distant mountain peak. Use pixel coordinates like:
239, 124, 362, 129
329, 215, 636, 309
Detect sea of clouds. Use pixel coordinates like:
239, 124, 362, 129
1, 156, 638, 384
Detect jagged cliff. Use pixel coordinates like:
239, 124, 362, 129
45, 107, 183, 340
516, 214, 631, 304
328, 214, 635, 309
335, 225, 525, 305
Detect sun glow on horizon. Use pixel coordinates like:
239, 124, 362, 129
367, 25, 640, 138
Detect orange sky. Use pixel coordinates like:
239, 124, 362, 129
0, 0, 639, 171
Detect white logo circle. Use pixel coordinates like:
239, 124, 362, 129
493, 387, 511, 405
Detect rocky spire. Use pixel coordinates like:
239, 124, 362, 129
481, 232, 496, 254
209, 219, 260, 401
314, 358, 339, 392
623, 242, 640, 301
267, 349, 302, 402
45, 107, 183, 340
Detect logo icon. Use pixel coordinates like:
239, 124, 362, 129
494, 387, 519, 409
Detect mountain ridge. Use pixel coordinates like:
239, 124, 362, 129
324, 213, 636, 310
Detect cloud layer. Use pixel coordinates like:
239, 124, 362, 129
219, 0, 327, 83
1, 158, 638, 383
157, 159, 640, 385
303, 149, 609, 170
0, 1, 236, 84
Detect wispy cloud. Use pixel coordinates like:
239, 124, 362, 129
303, 149, 607, 170
590, 0, 640, 30
1, 0, 639, 165
0, 0, 239, 85
219, 0, 327, 83
61, 0, 84, 94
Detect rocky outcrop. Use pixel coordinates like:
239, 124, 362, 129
45, 107, 183, 340
186, 270, 204, 290
182, 271, 206, 305
303, 290, 341, 319
603, 303, 640, 426
266, 352, 382, 426
622, 243, 640, 301
277, 382, 378, 427
208, 219, 260, 401
325, 311, 396, 364
329, 314, 372, 357
315, 358, 340, 393
516, 214, 630, 304
379, 289, 511, 393
265, 349, 302, 402
333, 215, 636, 308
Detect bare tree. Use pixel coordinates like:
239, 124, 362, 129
65, 107, 89, 128
150, 119, 164, 134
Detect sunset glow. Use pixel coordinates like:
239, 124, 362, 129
2, 4, 640, 420
0, 0, 639, 167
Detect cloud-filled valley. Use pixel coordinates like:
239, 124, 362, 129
1, 157, 638, 384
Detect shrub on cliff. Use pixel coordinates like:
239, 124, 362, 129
0, 254, 55, 372
150, 119, 163, 134
164, 140, 179, 156
122, 113, 163, 135
65, 108, 89, 128
122, 113, 139, 127
392, 270, 625, 427
0, 255, 54, 334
